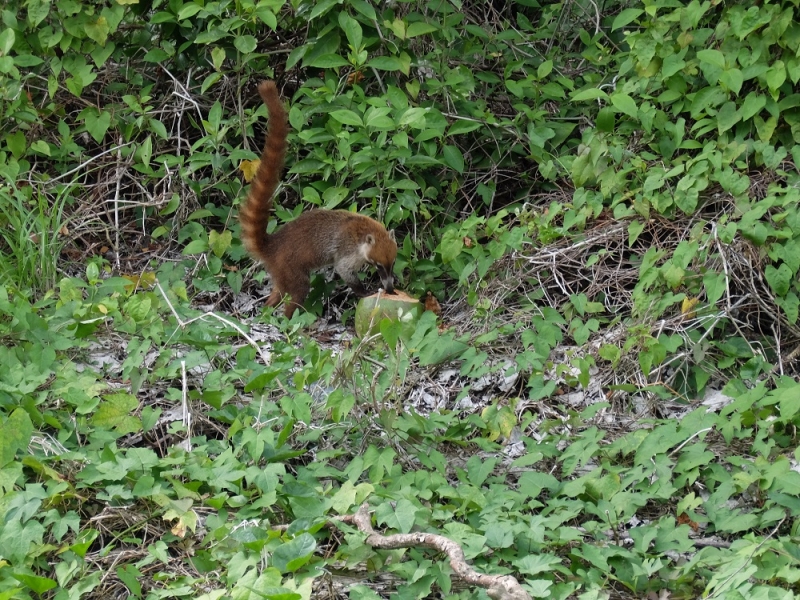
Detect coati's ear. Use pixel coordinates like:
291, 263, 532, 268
365, 234, 375, 245
388, 229, 396, 242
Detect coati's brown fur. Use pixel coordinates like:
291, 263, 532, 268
239, 81, 397, 317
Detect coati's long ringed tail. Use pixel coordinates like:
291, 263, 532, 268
239, 80, 288, 264
238, 80, 397, 318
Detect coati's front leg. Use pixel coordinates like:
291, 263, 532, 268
340, 270, 371, 297
332, 255, 370, 296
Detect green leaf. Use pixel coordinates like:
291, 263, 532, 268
305, 53, 348, 68
138, 135, 153, 167
697, 49, 726, 70
91, 393, 141, 434
338, 12, 362, 50
537, 59, 553, 79
514, 553, 563, 576
309, 0, 339, 20
719, 68, 743, 95
703, 271, 726, 305
31, 140, 50, 156
448, 119, 482, 136
0, 28, 14, 55
766, 61, 786, 94
596, 106, 615, 132
394, 498, 417, 533
612, 8, 643, 30
406, 22, 438, 38
234, 35, 257, 54
765, 263, 792, 297
610, 92, 638, 118
272, 533, 316, 573
739, 93, 766, 121
571, 88, 609, 102
329, 109, 363, 127
442, 145, 465, 173
0, 408, 34, 468
27, 0, 51, 27
286, 44, 307, 70
716, 101, 740, 134
330, 481, 358, 513
84, 16, 109, 45
367, 56, 403, 71
209, 229, 232, 257
85, 109, 111, 143
11, 573, 57, 595
183, 239, 209, 254
627, 220, 645, 246
177, 3, 202, 20
348, 0, 376, 20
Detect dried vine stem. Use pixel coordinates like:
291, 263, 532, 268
346, 503, 532, 600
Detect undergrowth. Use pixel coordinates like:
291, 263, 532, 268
2, 0, 800, 598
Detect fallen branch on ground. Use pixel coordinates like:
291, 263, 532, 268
338, 503, 532, 600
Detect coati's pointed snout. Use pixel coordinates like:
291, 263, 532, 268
382, 276, 395, 294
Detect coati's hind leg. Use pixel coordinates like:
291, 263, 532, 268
269, 275, 310, 318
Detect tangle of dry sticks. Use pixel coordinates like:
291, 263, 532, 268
340, 503, 532, 600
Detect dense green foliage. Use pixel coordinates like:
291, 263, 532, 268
2, 0, 800, 598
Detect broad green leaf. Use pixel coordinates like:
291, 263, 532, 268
0, 408, 34, 468
305, 53, 348, 68
394, 498, 417, 533
85, 109, 111, 143
286, 44, 307, 70
309, 0, 338, 19
27, 0, 51, 27
144, 48, 170, 63
442, 144, 464, 173
612, 8, 642, 30
138, 135, 153, 167
329, 109, 363, 127
84, 16, 109, 45
177, 3, 202, 20
596, 106, 615, 132
234, 35, 257, 54
31, 140, 50, 155
0, 29, 14, 55
11, 573, 56, 595
719, 68, 743, 95
739, 93, 766, 121
209, 229, 232, 257
514, 553, 563, 576
448, 119, 482, 136
765, 263, 792, 297
255, 5, 277, 29
697, 49, 725, 70
330, 481, 358, 513
610, 92, 638, 118
91, 393, 141, 434
183, 239, 209, 254
703, 271, 726, 305
272, 533, 316, 573
406, 22, 438, 38
338, 12, 362, 50
348, 0, 376, 20
367, 56, 403, 71
766, 61, 786, 94
91, 42, 116, 67
571, 88, 609, 102
537, 59, 553, 79
716, 101, 740, 134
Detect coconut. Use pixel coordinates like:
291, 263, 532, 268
354, 290, 422, 337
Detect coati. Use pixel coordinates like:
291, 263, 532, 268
239, 81, 397, 317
